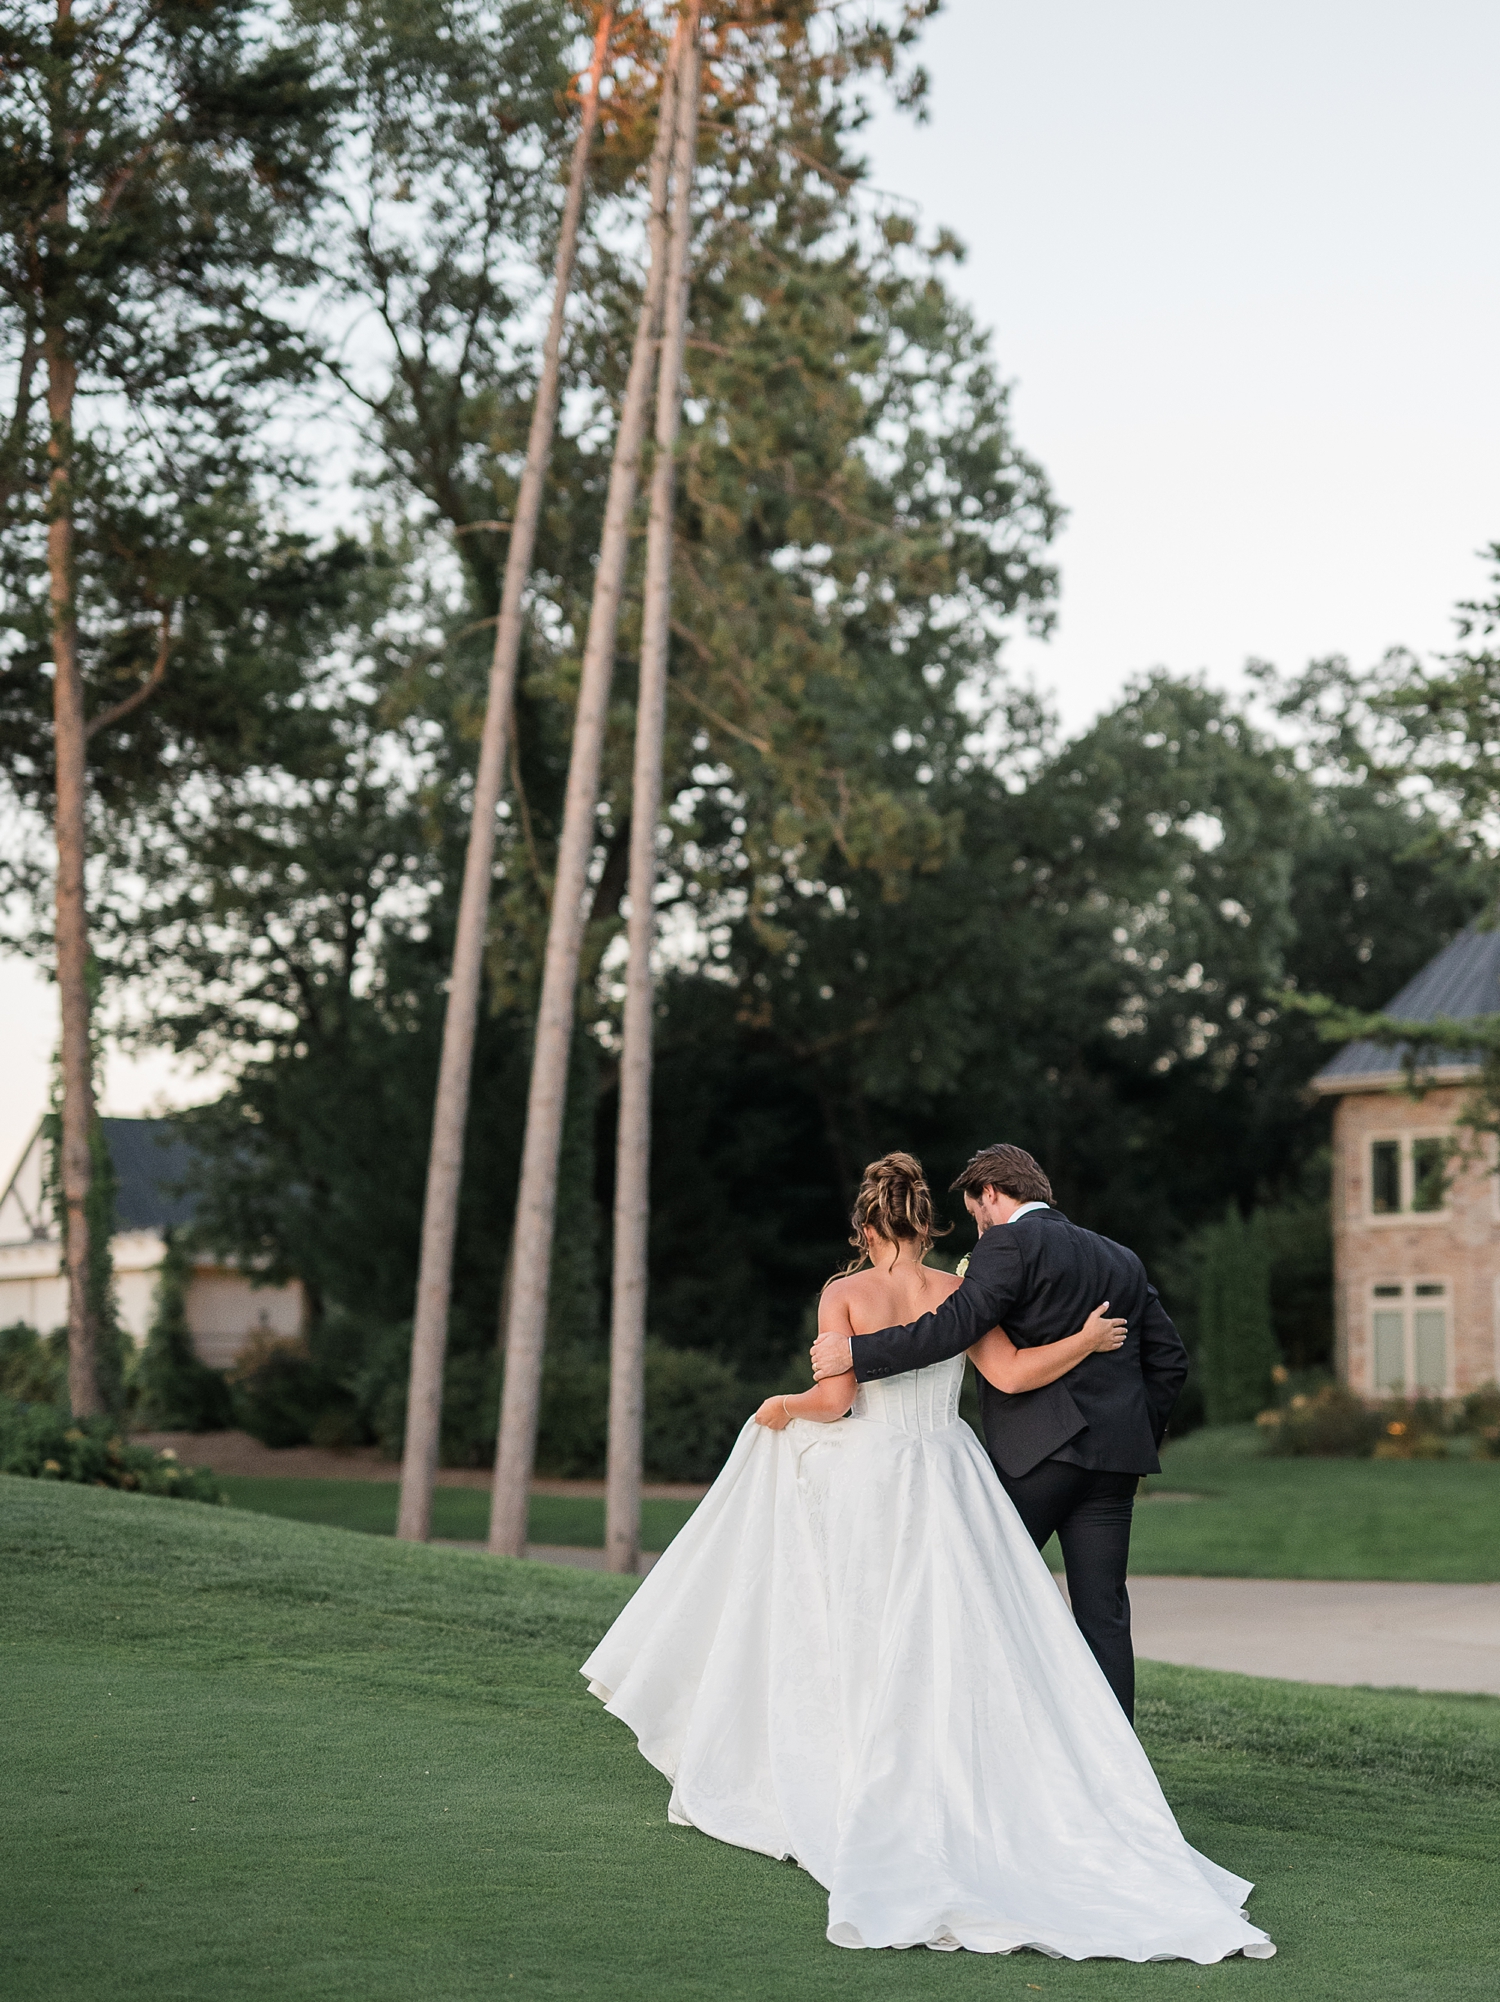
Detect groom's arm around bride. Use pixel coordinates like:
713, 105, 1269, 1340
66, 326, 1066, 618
809, 1143, 1188, 1718
810, 1145, 1187, 1479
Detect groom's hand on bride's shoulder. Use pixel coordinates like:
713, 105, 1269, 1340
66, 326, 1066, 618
810, 1330, 854, 1379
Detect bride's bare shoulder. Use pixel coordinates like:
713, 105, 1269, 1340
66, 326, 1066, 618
817, 1271, 862, 1313
820, 1265, 962, 1318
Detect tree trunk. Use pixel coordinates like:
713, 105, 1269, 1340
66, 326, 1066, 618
605, 11, 700, 1576
395, 7, 616, 1544
45, 193, 100, 1415
45, 0, 98, 1418
487, 20, 688, 1558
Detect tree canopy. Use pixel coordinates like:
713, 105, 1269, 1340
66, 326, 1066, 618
0, 0, 1482, 1450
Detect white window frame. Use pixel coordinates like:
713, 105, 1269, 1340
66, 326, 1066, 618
1367, 1278, 1452, 1396
1364, 1130, 1451, 1223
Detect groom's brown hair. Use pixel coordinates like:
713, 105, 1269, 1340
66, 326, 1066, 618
949, 1144, 1053, 1207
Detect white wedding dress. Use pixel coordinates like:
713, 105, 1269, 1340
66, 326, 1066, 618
581, 1355, 1275, 1962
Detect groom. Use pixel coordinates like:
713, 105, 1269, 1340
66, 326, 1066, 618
810, 1143, 1189, 1721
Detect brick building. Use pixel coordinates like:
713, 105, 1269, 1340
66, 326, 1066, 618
1312, 928, 1500, 1399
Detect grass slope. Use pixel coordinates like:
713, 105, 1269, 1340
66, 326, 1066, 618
5, 1479, 1497, 2002
216, 1426, 1500, 1583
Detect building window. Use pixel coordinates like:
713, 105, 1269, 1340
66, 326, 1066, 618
1412, 1139, 1447, 1212
1371, 1141, 1401, 1214
1367, 1135, 1449, 1217
1368, 1281, 1448, 1395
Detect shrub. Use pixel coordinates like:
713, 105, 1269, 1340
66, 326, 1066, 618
229, 1332, 331, 1448
1352, 1393, 1494, 1459
229, 1304, 759, 1482
0, 1397, 223, 1499
1372, 1425, 1448, 1460
133, 1238, 234, 1431
533, 1344, 609, 1477
365, 1333, 504, 1469
0, 1323, 69, 1406
1198, 1207, 1282, 1425
1371, 1399, 1451, 1460
368, 1336, 755, 1481
642, 1344, 750, 1482
1258, 1382, 1471, 1459
512, 1342, 752, 1482
1258, 1382, 1383, 1457
1464, 1384, 1500, 1459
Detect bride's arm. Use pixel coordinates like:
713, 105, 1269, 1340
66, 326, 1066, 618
968, 1301, 1126, 1394
753, 1373, 856, 1430
754, 1285, 856, 1430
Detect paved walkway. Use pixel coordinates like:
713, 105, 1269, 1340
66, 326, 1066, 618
513, 1548, 1500, 1696
1122, 1576, 1500, 1697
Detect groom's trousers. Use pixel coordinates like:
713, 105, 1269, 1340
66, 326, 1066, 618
996, 1460, 1139, 1721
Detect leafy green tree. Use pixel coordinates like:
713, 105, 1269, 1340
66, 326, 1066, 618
59, 0, 1479, 1467
130, 2, 1058, 1430
0, 0, 337, 1412
1275, 555, 1500, 1153
630, 668, 1477, 1378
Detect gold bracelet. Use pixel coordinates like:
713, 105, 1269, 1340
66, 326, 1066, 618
781, 1396, 792, 1424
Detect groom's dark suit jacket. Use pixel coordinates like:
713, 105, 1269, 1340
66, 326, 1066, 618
852, 1207, 1189, 1479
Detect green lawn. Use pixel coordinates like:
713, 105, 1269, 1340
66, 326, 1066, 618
1119, 1426, 1500, 1582
4, 1477, 1498, 2000
215, 1426, 1500, 1583
214, 1477, 696, 1552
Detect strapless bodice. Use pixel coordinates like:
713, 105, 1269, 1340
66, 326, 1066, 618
849, 1354, 964, 1434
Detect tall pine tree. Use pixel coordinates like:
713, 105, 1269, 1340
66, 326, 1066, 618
0, 0, 339, 1413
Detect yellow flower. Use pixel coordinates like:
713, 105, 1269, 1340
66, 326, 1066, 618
42, 1458, 61, 1473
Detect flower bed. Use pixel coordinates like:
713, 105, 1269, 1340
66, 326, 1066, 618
0, 1398, 223, 1501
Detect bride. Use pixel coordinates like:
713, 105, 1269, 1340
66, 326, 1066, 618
581, 1153, 1275, 1963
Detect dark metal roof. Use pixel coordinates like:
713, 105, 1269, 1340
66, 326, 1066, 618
103, 1118, 202, 1232
1313, 927, 1500, 1086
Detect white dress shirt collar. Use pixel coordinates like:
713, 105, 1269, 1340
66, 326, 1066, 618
1006, 1201, 1050, 1224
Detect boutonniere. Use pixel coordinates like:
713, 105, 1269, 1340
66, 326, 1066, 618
956, 1254, 970, 1278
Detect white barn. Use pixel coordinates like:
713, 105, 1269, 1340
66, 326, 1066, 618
0, 1116, 303, 1367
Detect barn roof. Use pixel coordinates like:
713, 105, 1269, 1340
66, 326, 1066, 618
1312, 927, 1500, 1093
0, 1116, 202, 1247
104, 1119, 201, 1232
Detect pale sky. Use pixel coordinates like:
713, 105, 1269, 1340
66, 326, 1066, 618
864, 0, 1500, 723
4, 0, 1498, 1179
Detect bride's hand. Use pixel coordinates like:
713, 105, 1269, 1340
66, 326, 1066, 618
1080, 1301, 1127, 1352
754, 1396, 792, 1430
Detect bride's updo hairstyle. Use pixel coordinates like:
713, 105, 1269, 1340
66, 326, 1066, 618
843, 1152, 950, 1272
